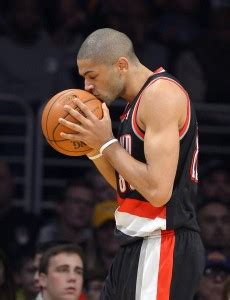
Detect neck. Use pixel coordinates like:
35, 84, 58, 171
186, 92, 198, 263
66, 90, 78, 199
122, 64, 153, 103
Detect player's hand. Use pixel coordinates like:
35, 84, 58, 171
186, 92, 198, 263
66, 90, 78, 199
58, 99, 114, 150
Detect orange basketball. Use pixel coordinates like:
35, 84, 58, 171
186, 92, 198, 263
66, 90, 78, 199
41, 89, 103, 156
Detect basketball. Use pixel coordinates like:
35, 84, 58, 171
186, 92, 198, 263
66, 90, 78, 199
41, 89, 103, 156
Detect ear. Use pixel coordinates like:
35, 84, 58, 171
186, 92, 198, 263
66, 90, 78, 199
116, 57, 129, 72
39, 272, 48, 288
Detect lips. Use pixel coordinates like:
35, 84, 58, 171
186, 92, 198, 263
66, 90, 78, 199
65, 287, 76, 293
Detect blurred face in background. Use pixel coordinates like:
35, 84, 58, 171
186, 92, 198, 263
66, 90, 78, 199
200, 169, 230, 202
87, 279, 104, 300
96, 220, 119, 256
59, 185, 94, 229
197, 266, 230, 300
33, 253, 42, 291
198, 203, 230, 249
10, 0, 41, 37
17, 258, 41, 296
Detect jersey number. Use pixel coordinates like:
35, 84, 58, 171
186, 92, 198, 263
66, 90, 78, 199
118, 135, 134, 192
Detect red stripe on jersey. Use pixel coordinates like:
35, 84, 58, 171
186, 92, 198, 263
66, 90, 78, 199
131, 67, 165, 139
153, 67, 165, 74
156, 231, 175, 300
133, 76, 191, 141
179, 97, 190, 138
120, 103, 130, 121
117, 196, 166, 219
133, 98, 145, 139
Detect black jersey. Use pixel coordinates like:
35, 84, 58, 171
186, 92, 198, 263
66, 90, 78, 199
114, 67, 199, 243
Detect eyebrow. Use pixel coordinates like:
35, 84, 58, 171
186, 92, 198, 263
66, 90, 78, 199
56, 264, 83, 270
82, 70, 95, 77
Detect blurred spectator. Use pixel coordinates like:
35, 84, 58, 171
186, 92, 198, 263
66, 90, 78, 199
37, 179, 95, 256
155, 0, 203, 48
13, 246, 40, 300
0, 0, 68, 108
33, 241, 65, 300
173, 6, 230, 103
199, 160, 230, 204
33, 241, 87, 300
0, 160, 40, 257
46, 0, 86, 88
87, 200, 119, 275
195, 251, 230, 300
39, 243, 84, 300
104, 0, 170, 71
86, 269, 107, 300
86, 169, 116, 203
0, 250, 16, 300
222, 278, 230, 300
197, 199, 230, 256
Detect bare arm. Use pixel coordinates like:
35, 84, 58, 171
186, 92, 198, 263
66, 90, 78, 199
59, 80, 187, 207
101, 80, 185, 206
86, 149, 117, 189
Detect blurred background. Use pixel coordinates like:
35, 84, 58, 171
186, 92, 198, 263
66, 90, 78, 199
0, 0, 229, 299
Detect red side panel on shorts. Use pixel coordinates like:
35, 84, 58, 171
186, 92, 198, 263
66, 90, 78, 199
117, 196, 166, 219
157, 231, 175, 300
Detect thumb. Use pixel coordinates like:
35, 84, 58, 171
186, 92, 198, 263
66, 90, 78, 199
102, 102, 109, 118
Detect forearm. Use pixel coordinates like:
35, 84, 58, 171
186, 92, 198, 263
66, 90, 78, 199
87, 151, 117, 190
101, 142, 172, 207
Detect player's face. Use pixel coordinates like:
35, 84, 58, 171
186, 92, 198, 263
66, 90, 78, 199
77, 59, 125, 106
40, 253, 83, 300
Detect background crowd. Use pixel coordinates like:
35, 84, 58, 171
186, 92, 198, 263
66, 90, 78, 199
0, 0, 229, 299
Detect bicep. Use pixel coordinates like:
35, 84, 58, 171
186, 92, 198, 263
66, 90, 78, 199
144, 121, 179, 194
139, 81, 183, 200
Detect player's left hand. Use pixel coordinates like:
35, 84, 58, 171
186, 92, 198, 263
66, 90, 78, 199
58, 98, 114, 150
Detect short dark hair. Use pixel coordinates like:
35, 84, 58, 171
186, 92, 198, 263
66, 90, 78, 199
77, 28, 138, 65
35, 240, 70, 256
197, 197, 230, 212
39, 243, 84, 274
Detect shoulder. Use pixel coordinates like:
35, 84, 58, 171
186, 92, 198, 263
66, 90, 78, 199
138, 78, 188, 128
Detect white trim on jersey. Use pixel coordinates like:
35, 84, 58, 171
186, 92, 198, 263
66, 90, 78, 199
136, 236, 161, 300
115, 210, 166, 237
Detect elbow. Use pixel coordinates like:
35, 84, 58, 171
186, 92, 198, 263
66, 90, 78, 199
147, 187, 173, 207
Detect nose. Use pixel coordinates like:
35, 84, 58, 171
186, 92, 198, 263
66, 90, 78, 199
84, 79, 94, 92
34, 270, 39, 281
67, 271, 77, 282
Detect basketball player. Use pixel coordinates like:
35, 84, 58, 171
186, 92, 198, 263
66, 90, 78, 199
59, 28, 205, 300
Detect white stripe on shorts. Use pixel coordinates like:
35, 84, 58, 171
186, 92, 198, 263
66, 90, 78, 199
136, 236, 161, 300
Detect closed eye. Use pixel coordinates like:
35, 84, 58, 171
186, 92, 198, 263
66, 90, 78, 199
89, 75, 97, 80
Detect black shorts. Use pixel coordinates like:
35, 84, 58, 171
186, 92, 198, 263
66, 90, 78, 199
100, 229, 205, 300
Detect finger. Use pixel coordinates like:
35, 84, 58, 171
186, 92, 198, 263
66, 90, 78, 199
60, 132, 82, 141
58, 118, 85, 133
73, 99, 98, 120
63, 105, 90, 125
102, 102, 110, 120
